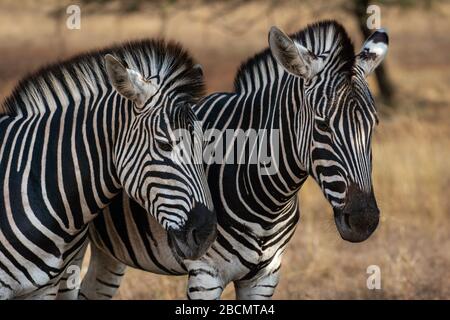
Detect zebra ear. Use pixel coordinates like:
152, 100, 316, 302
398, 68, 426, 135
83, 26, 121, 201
104, 54, 157, 106
268, 26, 324, 80
355, 29, 389, 77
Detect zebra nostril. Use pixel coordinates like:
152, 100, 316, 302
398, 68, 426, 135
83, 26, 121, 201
344, 213, 351, 230
191, 228, 200, 246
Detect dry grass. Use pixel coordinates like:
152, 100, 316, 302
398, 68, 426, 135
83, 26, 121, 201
0, 0, 448, 299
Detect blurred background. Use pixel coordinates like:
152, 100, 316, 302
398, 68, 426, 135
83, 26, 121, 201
0, 0, 448, 299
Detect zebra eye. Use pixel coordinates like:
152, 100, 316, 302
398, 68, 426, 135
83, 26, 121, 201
316, 120, 329, 131
157, 140, 173, 152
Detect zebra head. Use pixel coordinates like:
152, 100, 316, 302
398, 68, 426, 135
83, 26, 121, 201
103, 43, 216, 259
269, 22, 388, 242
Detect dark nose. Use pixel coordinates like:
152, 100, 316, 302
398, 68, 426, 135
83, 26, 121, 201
334, 186, 380, 242
345, 204, 380, 235
167, 203, 217, 260
186, 203, 217, 248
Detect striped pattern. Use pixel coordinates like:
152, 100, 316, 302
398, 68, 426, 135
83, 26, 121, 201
0, 39, 211, 299
78, 21, 384, 300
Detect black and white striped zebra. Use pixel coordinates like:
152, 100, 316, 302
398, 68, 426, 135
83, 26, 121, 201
76, 21, 388, 300
0, 39, 216, 299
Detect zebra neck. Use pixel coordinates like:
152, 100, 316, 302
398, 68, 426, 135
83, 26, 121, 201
255, 70, 310, 202
0, 87, 124, 232
201, 73, 310, 217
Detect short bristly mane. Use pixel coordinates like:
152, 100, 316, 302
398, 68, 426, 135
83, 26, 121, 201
1, 39, 205, 117
233, 20, 355, 91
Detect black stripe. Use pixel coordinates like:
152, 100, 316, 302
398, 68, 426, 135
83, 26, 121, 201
96, 278, 120, 289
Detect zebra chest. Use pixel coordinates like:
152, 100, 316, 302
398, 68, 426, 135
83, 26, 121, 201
212, 197, 300, 282
220, 215, 297, 263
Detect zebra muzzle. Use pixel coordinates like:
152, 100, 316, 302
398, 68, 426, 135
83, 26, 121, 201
333, 188, 380, 243
167, 203, 217, 260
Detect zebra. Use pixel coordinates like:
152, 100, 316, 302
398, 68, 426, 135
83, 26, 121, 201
74, 20, 389, 300
0, 39, 217, 299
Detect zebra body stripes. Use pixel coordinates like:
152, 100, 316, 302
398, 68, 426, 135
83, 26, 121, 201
0, 40, 216, 299
76, 21, 388, 300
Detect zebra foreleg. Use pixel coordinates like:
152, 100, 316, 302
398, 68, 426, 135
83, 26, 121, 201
56, 242, 88, 300
25, 285, 60, 300
78, 243, 126, 300
186, 262, 224, 300
234, 270, 280, 300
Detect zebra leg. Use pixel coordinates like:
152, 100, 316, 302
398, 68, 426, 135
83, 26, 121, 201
79, 243, 126, 300
56, 242, 88, 300
186, 262, 225, 300
234, 270, 280, 300
25, 285, 61, 300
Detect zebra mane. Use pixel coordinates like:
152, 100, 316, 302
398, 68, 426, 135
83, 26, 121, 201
1, 39, 205, 116
233, 20, 355, 91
